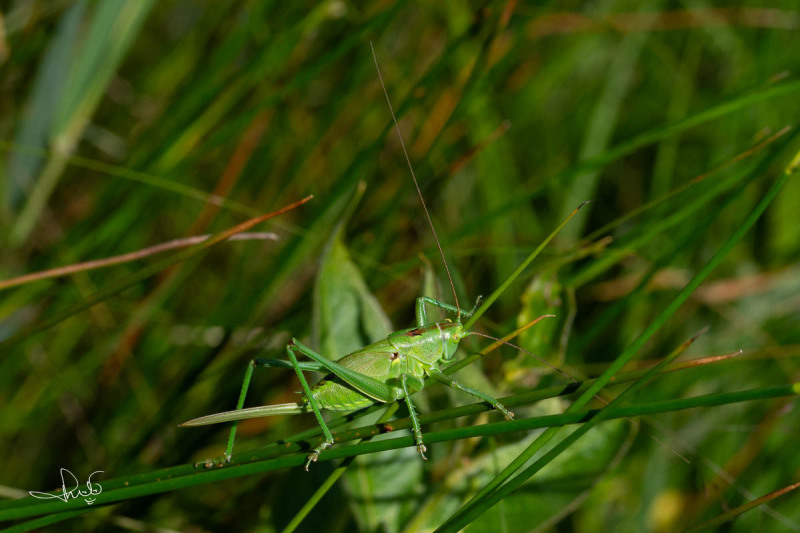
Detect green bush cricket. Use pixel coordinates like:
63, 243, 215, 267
180, 44, 584, 470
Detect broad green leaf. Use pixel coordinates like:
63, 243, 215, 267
312, 186, 392, 356
312, 185, 419, 533
515, 271, 567, 366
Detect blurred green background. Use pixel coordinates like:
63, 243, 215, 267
1, 1, 799, 531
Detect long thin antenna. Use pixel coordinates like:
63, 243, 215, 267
468, 330, 578, 383
370, 41, 461, 319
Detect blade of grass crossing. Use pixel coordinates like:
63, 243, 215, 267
436, 148, 799, 531
0, 197, 312, 354
685, 480, 800, 532
281, 404, 400, 533
4, 383, 798, 523
463, 202, 589, 330
453, 81, 800, 238
570, 126, 799, 352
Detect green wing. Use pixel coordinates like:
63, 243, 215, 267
313, 349, 402, 409
335, 349, 394, 377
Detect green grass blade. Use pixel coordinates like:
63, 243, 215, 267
437, 150, 798, 531
0, 197, 311, 353
453, 78, 800, 239
463, 201, 589, 330
10, 1, 156, 245
2, 382, 797, 522
6, 1, 84, 208
2, 509, 89, 533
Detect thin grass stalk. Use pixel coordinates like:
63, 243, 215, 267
436, 152, 798, 531
3, 383, 797, 523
